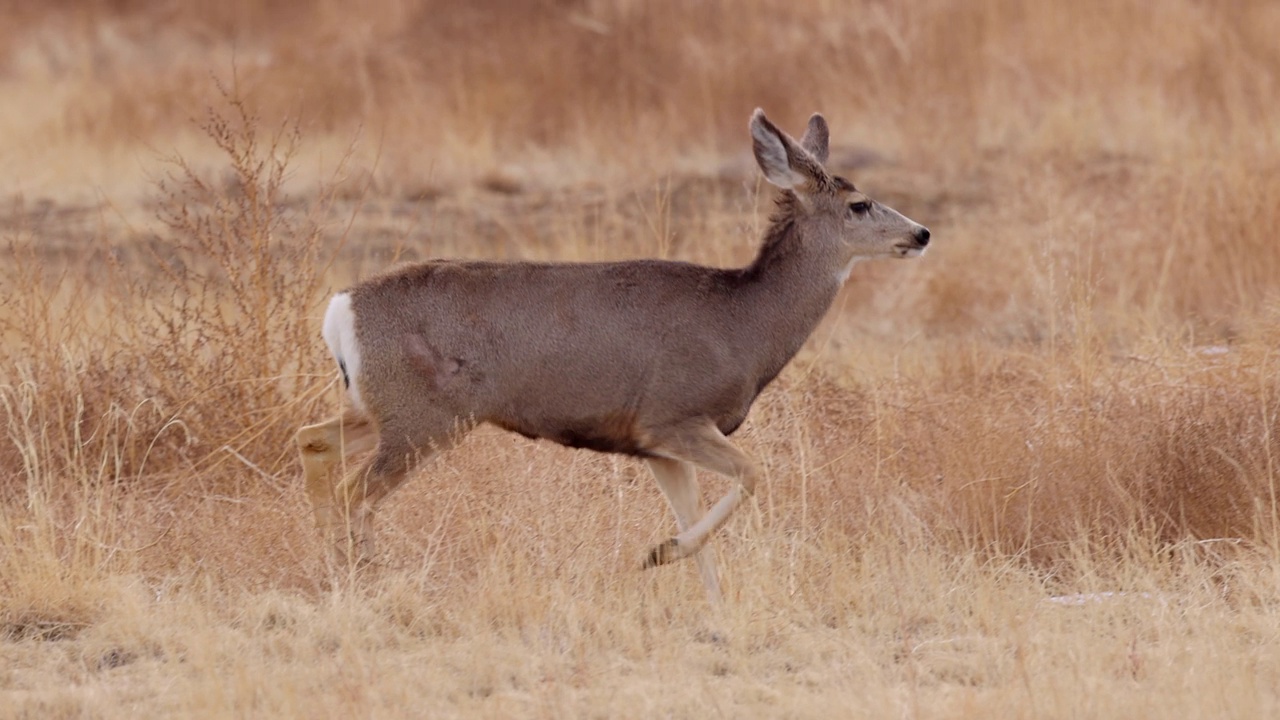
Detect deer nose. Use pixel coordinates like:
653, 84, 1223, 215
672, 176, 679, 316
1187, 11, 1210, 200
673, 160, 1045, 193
915, 227, 931, 246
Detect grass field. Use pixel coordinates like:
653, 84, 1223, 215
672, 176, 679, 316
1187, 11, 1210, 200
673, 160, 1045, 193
3, 1, 1280, 717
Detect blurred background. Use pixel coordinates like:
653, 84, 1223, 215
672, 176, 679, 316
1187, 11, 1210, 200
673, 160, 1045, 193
4, 0, 1277, 191
4, 4, 1280, 713
3, 0, 1280, 551
4, 0, 1280, 324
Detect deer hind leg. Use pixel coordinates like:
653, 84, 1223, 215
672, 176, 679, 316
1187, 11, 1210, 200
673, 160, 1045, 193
644, 420, 762, 569
296, 408, 377, 532
330, 417, 469, 565
647, 457, 723, 604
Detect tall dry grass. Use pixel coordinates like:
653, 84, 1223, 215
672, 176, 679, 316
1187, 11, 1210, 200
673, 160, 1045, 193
5, 0, 1279, 192
3, 0, 1280, 716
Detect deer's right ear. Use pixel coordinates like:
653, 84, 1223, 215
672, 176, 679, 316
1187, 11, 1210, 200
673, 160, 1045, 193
799, 113, 830, 165
750, 109, 808, 189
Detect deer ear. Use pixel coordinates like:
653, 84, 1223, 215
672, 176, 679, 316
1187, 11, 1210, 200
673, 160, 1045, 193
749, 109, 827, 190
800, 113, 829, 165
750, 109, 807, 189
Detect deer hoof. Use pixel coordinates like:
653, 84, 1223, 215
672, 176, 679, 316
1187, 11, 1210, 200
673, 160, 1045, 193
643, 538, 681, 569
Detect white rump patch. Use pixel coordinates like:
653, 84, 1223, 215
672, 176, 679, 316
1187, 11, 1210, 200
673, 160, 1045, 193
322, 292, 365, 412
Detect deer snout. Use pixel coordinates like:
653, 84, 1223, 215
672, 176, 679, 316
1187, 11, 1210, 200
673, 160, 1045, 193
914, 227, 931, 246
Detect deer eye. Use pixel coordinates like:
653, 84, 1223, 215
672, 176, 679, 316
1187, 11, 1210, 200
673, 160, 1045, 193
848, 200, 871, 216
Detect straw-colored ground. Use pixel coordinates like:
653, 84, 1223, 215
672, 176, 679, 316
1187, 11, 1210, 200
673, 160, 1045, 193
3, 1, 1280, 717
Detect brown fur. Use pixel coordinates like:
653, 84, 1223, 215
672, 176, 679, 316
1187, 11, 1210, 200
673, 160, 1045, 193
295, 109, 931, 602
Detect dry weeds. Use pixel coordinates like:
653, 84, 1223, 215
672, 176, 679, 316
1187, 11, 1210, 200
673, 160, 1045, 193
2, 1, 1280, 718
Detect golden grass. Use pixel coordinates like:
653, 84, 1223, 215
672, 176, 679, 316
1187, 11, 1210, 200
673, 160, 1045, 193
3, 0, 1280, 716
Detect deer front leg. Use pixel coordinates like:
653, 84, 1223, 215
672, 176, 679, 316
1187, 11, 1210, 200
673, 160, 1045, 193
647, 457, 723, 605
644, 420, 763, 568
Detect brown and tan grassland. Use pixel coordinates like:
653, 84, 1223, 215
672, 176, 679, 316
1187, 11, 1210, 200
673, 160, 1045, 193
3, 0, 1280, 717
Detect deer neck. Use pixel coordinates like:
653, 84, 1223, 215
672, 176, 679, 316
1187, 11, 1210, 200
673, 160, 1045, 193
736, 206, 845, 383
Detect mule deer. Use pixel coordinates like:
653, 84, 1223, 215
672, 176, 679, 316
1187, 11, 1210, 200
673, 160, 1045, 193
295, 109, 930, 603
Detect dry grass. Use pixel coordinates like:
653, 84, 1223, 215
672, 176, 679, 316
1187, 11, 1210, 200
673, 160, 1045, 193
3, 0, 1280, 717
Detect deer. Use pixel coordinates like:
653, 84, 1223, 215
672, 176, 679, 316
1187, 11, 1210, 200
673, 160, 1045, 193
295, 109, 930, 604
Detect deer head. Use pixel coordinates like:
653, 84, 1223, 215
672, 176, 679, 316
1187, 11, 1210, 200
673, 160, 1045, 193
750, 109, 930, 283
